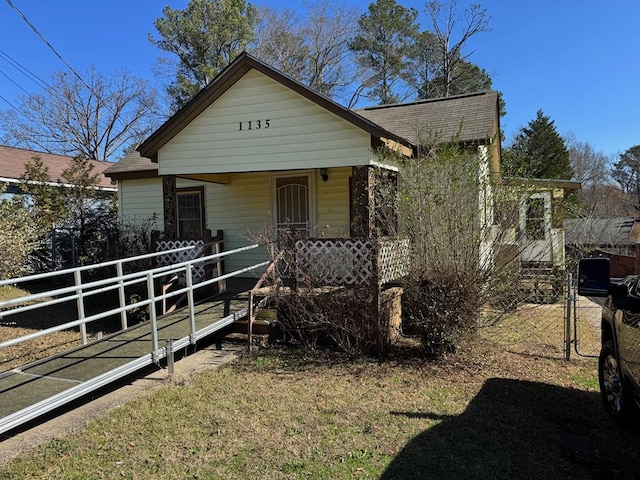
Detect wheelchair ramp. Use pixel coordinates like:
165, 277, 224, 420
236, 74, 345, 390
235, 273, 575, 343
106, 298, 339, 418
0, 290, 250, 435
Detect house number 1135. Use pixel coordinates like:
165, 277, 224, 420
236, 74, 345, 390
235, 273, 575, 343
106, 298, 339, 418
238, 119, 270, 131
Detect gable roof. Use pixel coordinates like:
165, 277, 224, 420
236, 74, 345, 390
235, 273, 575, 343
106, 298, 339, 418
355, 91, 500, 146
138, 52, 413, 161
0, 145, 116, 191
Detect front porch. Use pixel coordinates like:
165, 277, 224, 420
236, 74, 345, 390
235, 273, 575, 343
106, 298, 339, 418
150, 232, 410, 352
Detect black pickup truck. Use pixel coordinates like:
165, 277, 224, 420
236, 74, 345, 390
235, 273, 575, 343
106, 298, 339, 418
578, 258, 640, 424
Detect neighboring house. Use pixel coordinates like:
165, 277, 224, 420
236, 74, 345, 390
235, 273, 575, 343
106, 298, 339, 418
565, 217, 638, 277
104, 52, 501, 278
565, 217, 636, 257
0, 145, 116, 197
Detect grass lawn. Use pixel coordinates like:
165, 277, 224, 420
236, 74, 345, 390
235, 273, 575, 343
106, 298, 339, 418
0, 302, 638, 479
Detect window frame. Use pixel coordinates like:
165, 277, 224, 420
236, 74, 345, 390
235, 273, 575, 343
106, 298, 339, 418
176, 186, 205, 238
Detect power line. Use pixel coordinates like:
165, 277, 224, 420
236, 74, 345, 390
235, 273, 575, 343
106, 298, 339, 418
0, 68, 32, 96
4, 0, 89, 91
0, 93, 21, 114
0, 48, 51, 91
3, 0, 149, 157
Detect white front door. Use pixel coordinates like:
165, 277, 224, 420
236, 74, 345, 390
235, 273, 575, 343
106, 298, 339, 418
273, 173, 313, 238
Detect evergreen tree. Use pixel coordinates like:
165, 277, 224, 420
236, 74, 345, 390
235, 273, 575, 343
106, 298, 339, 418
149, 0, 258, 111
503, 110, 572, 180
349, 0, 419, 105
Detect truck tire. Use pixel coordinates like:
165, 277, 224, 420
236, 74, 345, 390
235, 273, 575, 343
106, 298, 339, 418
598, 340, 639, 425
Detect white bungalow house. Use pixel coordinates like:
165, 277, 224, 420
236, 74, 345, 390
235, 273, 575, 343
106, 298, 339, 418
104, 53, 502, 287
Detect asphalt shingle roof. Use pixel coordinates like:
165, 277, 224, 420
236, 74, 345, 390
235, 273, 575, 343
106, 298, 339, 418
103, 151, 157, 178
0, 145, 116, 190
564, 218, 636, 247
355, 91, 499, 145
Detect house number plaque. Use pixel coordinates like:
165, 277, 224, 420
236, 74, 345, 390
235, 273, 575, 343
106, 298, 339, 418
238, 119, 270, 131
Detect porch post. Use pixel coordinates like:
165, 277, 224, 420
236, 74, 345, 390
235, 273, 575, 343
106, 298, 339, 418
162, 176, 177, 239
350, 166, 375, 237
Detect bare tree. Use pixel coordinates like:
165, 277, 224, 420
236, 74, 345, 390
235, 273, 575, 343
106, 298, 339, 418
252, 1, 362, 104
252, 6, 309, 80
0, 67, 160, 161
301, 0, 361, 101
564, 134, 627, 216
425, 0, 491, 97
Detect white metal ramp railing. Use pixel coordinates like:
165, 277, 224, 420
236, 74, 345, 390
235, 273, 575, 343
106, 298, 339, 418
0, 243, 268, 435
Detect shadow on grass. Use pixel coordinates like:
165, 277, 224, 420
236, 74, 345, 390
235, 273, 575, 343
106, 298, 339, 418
381, 378, 640, 480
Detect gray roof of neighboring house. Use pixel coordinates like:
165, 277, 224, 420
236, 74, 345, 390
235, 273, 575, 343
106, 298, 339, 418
0, 145, 116, 190
354, 91, 500, 145
564, 218, 636, 247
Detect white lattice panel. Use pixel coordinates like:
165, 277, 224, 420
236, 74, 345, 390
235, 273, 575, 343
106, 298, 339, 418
295, 239, 373, 286
156, 240, 206, 283
379, 239, 409, 284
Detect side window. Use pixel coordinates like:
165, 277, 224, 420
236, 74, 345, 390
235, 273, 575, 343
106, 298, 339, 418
177, 188, 204, 238
525, 197, 546, 240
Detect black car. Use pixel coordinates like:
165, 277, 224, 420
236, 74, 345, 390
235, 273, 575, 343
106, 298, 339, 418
578, 258, 640, 423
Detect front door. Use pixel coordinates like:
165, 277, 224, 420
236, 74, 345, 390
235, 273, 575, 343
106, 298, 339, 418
273, 173, 313, 238
519, 192, 552, 264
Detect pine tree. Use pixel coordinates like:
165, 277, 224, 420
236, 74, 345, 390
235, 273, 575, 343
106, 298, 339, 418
349, 0, 419, 105
503, 110, 572, 180
149, 0, 258, 111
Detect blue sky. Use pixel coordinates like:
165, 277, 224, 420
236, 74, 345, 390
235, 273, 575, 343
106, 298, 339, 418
0, 0, 638, 160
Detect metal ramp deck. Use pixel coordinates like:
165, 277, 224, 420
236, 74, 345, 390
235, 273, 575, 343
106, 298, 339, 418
0, 285, 251, 436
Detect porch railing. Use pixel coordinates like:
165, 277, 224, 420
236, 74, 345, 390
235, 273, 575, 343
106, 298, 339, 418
294, 237, 409, 287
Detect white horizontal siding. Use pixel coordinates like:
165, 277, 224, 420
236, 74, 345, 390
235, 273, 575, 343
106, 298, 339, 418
118, 178, 163, 228
316, 167, 351, 237
204, 172, 272, 275
158, 70, 372, 175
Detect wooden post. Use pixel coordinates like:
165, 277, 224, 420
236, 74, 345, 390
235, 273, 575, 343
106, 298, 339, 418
370, 238, 382, 353
162, 176, 177, 240
213, 229, 226, 293
350, 166, 375, 238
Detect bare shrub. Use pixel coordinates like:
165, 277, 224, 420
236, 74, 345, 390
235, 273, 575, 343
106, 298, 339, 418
255, 230, 388, 359
376, 138, 559, 357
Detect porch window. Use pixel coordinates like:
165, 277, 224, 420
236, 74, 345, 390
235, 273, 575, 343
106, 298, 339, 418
525, 197, 546, 240
177, 187, 205, 237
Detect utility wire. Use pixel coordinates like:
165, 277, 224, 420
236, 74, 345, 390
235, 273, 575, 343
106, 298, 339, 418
0, 48, 51, 91
0, 93, 21, 113
3, 0, 148, 157
4, 0, 90, 92
0, 68, 32, 96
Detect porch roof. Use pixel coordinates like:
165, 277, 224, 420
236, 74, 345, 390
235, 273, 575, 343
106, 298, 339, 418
504, 177, 582, 194
104, 151, 157, 180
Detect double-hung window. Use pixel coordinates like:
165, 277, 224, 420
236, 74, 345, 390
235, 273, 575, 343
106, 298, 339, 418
177, 187, 204, 238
